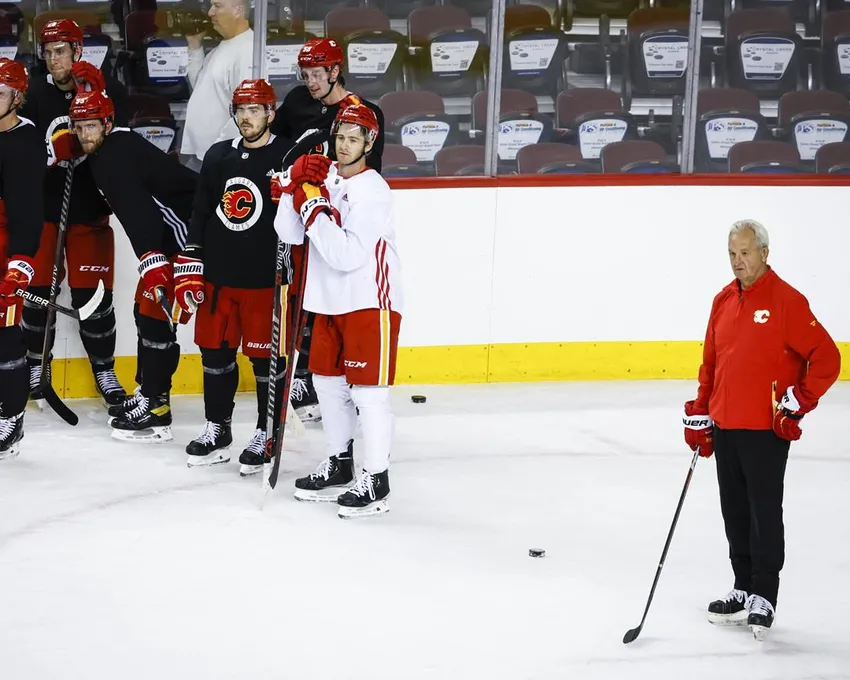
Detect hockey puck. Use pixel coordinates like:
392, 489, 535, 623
528, 548, 546, 558
411, 395, 427, 404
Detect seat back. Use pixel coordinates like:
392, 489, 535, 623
626, 8, 690, 99
516, 142, 582, 173
434, 144, 485, 176
601, 140, 667, 172
815, 141, 850, 173
695, 88, 768, 172
728, 140, 801, 171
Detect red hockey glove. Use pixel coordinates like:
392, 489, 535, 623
47, 127, 84, 167
270, 171, 294, 203
0, 256, 35, 305
173, 251, 205, 314
71, 61, 106, 93
138, 251, 173, 303
290, 154, 332, 187
773, 386, 814, 441
293, 183, 335, 230
683, 400, 714, 458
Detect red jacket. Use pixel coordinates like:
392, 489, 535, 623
696, 267, 841, 430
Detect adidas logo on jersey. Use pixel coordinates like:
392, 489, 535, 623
266, 169, 275, 177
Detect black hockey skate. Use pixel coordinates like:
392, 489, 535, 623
337, 469, 390, 519
291, 371, 321, 423
746, 594, 775, 641
238, 429, 267, 477
108, 386, 142, 421
95, 368, 128, 408
0, 412, 24, 461
707, 589, 749, 626
186, 420, 232, 467
294, 440, 354, 502
110, 393, 172, 442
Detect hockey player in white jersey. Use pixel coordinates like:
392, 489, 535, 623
272, 103, 402, 518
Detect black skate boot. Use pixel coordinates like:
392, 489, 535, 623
108, 386, 142, 421
294, 440, 354, 502
28, 360, 50, 404
238, 429, 267, 477
707, 589, 749, 626
95, 368, 128, 408
110, 393, 172, 442
290, 371, 321, 423
746, 594, 775, 641
0, 412, 24, 461
337, 468, 390, 518
186, 419, 232, 467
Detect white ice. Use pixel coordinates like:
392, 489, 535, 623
1, 381, 848, 680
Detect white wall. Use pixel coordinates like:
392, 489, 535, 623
50, 183, 850, 360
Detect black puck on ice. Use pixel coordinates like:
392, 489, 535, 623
411, 395, 427, 404
528, 548, 546, 558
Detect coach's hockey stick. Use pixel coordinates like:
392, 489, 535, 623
18, 279, 105, 321
37, 163, 78, 425
623, 449, 700, 644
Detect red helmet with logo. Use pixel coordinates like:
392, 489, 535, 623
69, 90, 114, 124
332, 103, 379, 144
297, 38, 344, 71
0, 58, 29, 94
231, 79, 277, 114
39, 18, 84, 53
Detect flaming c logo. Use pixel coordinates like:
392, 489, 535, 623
222, 188, 253, 220
215, 176, 263, 232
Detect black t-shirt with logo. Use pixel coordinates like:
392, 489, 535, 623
186, 134, 294, 289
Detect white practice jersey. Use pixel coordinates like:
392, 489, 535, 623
273, 163, 404, 317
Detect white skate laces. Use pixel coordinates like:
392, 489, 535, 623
196, 421, 223, 446
290, 377, 308, 402
125, 395, 150, 420
725, 589, 747, 605
349, 471, 375, 499
0, 413, 21, 438
245, 429, 265, 454
95, 369, 123, 394
746, 594, 774, 617
310, 456, 335, 481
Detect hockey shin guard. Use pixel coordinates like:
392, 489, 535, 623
22, 286, 55, 367
0, 327, 29, 416
312, 374, 357, 458
350, 385, 393, 474
250, 356, 285, 430
200, 347, 239, 423
73, 287, 116, 373
135, 312, 179, 398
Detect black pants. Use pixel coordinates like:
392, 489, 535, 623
714, 427, 790, 608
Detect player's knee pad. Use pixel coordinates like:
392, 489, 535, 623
0, 326, 24, 363
72, 287, 114, 318
250, 356, 271, 379
350, 385, 391, 411
21, 286, 51, 328
313, 373, 352, 405
200, 347, 238, 372
136, 312, 177, 346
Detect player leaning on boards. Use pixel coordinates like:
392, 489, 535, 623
19, 19, 129, 407
0, 59, 46, 460
173, 79, 294, 471
684, 219, 840, 640
269, 37, 387, 425
68, 90, 198, 442
273, 104, 402, 519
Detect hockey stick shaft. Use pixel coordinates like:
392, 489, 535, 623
38, 163, 78, 425
154, 287, 176, 333
623, 449, 699, 644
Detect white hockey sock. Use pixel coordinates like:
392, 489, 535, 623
350, 385, 393, 474
312, 373, 357, 457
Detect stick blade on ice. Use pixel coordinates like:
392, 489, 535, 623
622, 625, 642, 644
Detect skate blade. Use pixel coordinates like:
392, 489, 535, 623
295, 404, 322, 423
111, 425, 173, 443
338, 499, 390, 519
187, 451, 231, 468
708, 611, 749, 627
294, 486, 349, 503
29, 397, 46, 411
239, 464, 263, 477
750, 624, 771, 641
0, 444, 21, 461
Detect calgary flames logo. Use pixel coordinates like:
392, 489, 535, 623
215, 176, 263, 232
221, 188, 253, 220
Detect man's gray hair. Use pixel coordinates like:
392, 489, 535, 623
729, 219, 769, 249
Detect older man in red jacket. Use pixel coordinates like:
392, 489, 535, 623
683, 219, 841, 641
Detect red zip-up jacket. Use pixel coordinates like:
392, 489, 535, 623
695, 267, 841, 430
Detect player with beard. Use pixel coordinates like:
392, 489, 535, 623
269, 38, 386, 425
0, 58, 46, 460
68, 90, 197, 442
19, 19, 129, 407
173, 80, 297, 472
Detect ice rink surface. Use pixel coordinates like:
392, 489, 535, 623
1, 381, 848, 680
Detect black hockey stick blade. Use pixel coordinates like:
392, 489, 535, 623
41, 384, 79, 426
622, 449, 700, 644
154, 287, 176, 333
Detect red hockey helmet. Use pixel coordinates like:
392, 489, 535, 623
231, 79, 277, 114
39, 18, 84, 53
0, 58, 29, 94
332, 103, 379, 144
297, 38, 344, 71
69, 90, 114, 124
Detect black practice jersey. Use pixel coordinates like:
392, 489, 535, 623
19, 72, 128, 225
0, 118, 46, 258
187, 134, 294, 288
88, 130, 198, 259
270, 86, 384, 172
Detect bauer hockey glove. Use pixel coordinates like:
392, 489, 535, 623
138, 251, 174, 304
773, 385, 814, 441
173, 249, 205, 314
71, 61, 106, 93
0, 256, 35, 305
683, 400, 714, 458
293, 183, 336, 230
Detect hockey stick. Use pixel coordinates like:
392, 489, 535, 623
154, 287, 176, 333
18, 279, 105, 321
623, 449, 700, 644
37, 163, 78, 426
